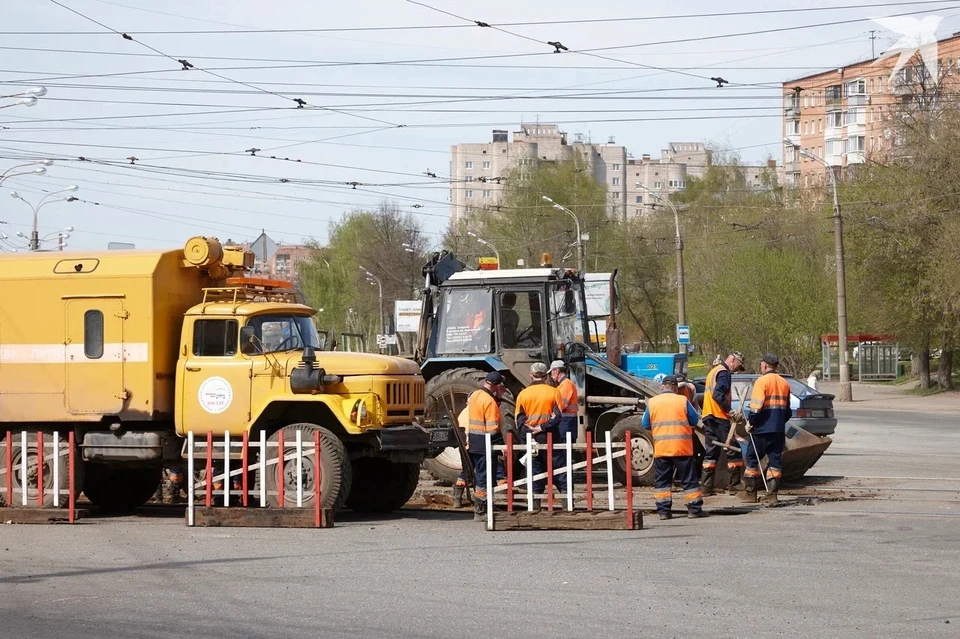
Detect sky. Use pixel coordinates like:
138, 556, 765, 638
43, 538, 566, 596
2, 0, 960, 252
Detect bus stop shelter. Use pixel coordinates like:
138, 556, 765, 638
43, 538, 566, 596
821, 334, 899, 381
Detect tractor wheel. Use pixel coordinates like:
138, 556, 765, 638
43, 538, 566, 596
0, 430, 84, 508
83, 465, 161, 513
346, 458, 421, 513
608, 415, 656, 486
422, 368, 516, 484
261, 424, 352, 512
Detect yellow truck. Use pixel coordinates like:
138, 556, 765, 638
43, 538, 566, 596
0, 237, 453, 512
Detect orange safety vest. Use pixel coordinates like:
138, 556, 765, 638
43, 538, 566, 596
556, 376, 579, 416
467, 389, 501, 435
678, 381, 696, 405
515, 382, 562, 428
647, 392, 695, 458
701, 363, 731, 420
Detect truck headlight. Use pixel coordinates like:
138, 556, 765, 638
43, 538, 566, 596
351, 399, 368, 425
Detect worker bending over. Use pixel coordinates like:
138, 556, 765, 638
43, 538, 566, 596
741, 353, 792, 504
466, 371, 508, 520
675, 372, 699, 411
642, 375, 705, 520
701, 351, 746, 495
515, 362, 563, 507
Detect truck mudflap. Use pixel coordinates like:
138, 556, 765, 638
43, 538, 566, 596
379, 424, 456, 452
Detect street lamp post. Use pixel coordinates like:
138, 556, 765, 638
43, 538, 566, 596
359, 266, 385, 340
9, 185, 79, 251
0, 87, 47, 110
540, 195, 585, 273
783, 138, 852, 401
638, 184, 686, 354
466, 231, 501, 265
0, 160, 51, 187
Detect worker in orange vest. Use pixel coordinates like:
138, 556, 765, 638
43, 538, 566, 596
741, 354, 793, 505
549, 360, 579, 493
675, 372, 699, 411
466, 371, 508, 520
700, 351, 745, 495
515, 362, 563, 505
642, 375, 704, 520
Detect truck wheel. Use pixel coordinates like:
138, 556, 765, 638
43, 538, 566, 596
262, 424, 352, 512
422, 368, 516, 484
609, 415, 656, 486
83, 465, 161, 513
346, 458, 421, 513
0, 431, 84, 508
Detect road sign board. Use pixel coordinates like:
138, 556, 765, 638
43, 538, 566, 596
676, 324, 690, 344
376, 334, 397, 347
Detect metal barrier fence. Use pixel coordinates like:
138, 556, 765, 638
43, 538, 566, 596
185, 430, 330, 528
1, 430, 78, 522
483, 430, 641, 531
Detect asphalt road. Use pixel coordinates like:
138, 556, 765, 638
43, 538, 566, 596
2, 406, 958, 639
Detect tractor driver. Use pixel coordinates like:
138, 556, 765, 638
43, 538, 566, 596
500, 292, 520, 348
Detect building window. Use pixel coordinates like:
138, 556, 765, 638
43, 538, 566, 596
465, 161, 473, 169
635, 195, 643, 203
845, 107, 865, 125
828, 111, 843, 128
483, 190, 492, 198
845, 136, 866, 153
818, 118, 823, 132
193, 319, 239, 357
612, 163, 621, 171
482, 161, 490, 169
612, 177, 620, 186
826, 139, 842, 156
84, 310, 104, 359
465, 190, 473, 198
654, 181, 662, 189
612, 192, 620, 199
465, 176, 474, 182
845, 79, 866, 96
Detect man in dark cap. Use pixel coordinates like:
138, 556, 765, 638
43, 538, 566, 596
741, 354, 792, 504
462, 371, 508, 519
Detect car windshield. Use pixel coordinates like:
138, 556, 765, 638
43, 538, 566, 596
437, 288, 493, 354
246, 315, 321, 354
786, 377, 817, 397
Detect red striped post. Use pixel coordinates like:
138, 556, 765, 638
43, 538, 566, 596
68, 431, 75, 523
546, 432, 554, 512
505, 436, 514, 512
314, 430, 321, 527
585, 431, 593, 511
277, 431, 285, 507
6, 430, 12, 508
241, 431, 249, 507
205, 431, 213, 508
36, 431, 44, 507
625, 431, 634, 528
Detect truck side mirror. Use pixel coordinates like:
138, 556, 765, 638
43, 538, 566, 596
240, 326, 258, 355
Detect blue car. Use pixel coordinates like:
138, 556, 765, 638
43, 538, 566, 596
693, 374, 837, 437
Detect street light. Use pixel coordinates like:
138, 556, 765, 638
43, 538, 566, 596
358, 265, 385, 341
0, 87, 46, 109
466, 231, 501, 265
783, 138, 851, 401
541, 195, 585, 273
638, 184, 686, 354
0, 162, 50, 187
10, 185, 80, 251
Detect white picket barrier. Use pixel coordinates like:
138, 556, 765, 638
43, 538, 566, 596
1, 429, 78, 522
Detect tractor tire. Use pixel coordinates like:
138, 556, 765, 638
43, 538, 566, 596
0, 430, 84, 508
262, 424, 353, 512
346, 458, 421, 513
609, 415, 656, 486
422, 368, 516, 484
83, 465, 161, 513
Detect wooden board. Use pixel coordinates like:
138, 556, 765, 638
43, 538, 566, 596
490, 509, 642, 531
1, 508, 88, 524
190, 507, 334, 528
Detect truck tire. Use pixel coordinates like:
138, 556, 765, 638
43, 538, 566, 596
346, 458, 420, 513
0, 430, 84, 508
262, 424, 352, 512
422, 368, 516, 484
83, 465, 161, 513
609, 415, 656, 486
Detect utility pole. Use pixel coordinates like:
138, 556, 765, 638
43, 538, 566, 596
869, 30, 878, 59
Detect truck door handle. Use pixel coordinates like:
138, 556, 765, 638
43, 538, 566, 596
185, 365, 201, 372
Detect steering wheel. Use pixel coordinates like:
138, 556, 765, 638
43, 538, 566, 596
275, 335, 299, 352
514, 325, 535, 344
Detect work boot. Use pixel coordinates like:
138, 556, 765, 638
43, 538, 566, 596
687, 510, 708, 519
452, 485, 464, 509
737, 476, 758, 503
658, 511, 673, 520
700, 467, 717, 496
474, 499, 487, 522
726, 466, 744, 495
761, 478, 779, 505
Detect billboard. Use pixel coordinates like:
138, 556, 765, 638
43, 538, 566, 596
394, 300, 422, 332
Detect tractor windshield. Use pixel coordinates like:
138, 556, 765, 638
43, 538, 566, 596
437, 288, 493, 354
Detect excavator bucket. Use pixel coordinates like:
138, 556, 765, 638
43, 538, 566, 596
781, 425, 832, 481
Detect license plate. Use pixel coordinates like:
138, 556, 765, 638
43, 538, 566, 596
811, 410, 826, 418
430, 429, 449, 443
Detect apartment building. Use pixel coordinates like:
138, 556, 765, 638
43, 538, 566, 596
782, 33, 960, 188
449, 124, 628, 223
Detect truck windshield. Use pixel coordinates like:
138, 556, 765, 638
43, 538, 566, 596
549, 283, 578, 350
437, 288, 492, 354
246, 315, 321, 354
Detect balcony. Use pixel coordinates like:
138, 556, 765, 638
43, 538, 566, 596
784, 160, 801, 173
846, 152, 865, 165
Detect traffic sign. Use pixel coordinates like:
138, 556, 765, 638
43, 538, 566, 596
376, 334, 397, 347
676, 325, 690, 345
